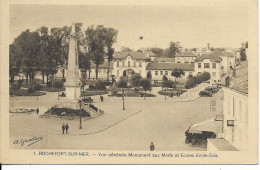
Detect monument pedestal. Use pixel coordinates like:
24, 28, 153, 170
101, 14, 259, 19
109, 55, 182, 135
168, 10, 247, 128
65, 85, 81, 100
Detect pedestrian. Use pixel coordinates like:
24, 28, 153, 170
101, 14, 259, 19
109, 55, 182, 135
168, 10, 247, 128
62, 123, 65, 134
65, 123, 69, 134
101, 96, 104, 102
150, 142, 155, 151
100, 95, 102, 102
36, 107, 39, 115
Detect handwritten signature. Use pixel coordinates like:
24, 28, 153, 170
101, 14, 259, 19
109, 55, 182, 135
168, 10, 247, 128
13, 136, 43, 146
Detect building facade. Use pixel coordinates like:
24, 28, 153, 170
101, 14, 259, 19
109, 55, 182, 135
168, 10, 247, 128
208, 61, 248, 151
194, 52, 222, 83
175, 52, 197, 63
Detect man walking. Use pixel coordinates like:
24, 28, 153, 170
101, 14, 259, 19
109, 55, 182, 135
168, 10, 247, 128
62, 123, 65, 134
65, 123, 69, 134
36, 107, 39, 115
150, 142, 155, 151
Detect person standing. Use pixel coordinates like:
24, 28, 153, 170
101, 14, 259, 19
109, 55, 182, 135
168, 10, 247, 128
36, 107, 39, 115
65, 123, 69, 134
62, 123, 65, 134
101, 95, 104, 102
150, 142, 155, 151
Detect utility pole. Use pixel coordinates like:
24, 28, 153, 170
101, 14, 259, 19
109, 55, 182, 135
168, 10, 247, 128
122, 88, 125, 110
79, 99, 82, 129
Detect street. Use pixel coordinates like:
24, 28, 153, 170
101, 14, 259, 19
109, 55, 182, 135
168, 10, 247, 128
9, 86, 223, 151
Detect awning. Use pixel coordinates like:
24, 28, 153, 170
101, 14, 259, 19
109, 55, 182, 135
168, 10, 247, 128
189, 117, 222, 134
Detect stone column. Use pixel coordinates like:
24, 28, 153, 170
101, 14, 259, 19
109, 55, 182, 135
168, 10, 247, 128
65, 23, 81, 100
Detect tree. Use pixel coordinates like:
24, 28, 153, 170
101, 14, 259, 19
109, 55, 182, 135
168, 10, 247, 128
85, 25, 107, 80
104, 27, 118, 81
147, 71, 152, 80
162, 74, 168, 82
120, 46, 132, 52
167, 42, 182, 58
140, 78, 151, 99
239, 41, 248, 61
149, 47, 164, 56
130, 73, 142, 87
37, 26, 49, 84
117, 76, 127, 88
13, 30, 41, 88
200, 72, 211, 81
171, 68, 185, 84
9, 44, 21, 84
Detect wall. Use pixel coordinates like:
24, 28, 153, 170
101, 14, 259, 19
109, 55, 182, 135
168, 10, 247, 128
175, 56, 196, 63
148, 70, 193, 81
222, 87, 248, 150
195, 59, 222, 83
112, 55, 148, 80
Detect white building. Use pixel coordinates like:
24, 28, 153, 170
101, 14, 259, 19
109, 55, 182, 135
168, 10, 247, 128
146, 62, 195, 83
175, 52, 197, 63
208, 61, 248, 151
194, 51, 236, 84
112, 51, 152, 80
194, 52, 222, 83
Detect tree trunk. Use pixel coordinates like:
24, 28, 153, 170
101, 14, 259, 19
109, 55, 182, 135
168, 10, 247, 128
26, 73, 29, 86
62, 68, 65, 79
10, 75, 14, 84
88, 69, 91, 81
51, 73, 55, 86
144, 90, 146, 100
46, 73, 49, 83
95, 65, 99, 80
42, 72, 45, 84
107, 61, 110, 82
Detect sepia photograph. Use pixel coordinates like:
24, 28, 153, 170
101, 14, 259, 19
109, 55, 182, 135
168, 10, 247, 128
0, 0, 258, 165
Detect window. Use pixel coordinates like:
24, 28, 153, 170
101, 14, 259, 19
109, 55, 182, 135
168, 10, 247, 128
212, 72, 216, 78
117, 61, 119, 67
122, 61, 125, 67
198, 63, 201, 68
98, 69, 102, 73
184, 61, 189, 64
103, 69, 106, 74
133, 62, 136, 67
189, 72, 192, 75
198, 72, 201, 75
212, 63, 216, 68
177, 61, 181, 63
204, 63, 210, 68
165, 71, 168, 75
160, 71, 163, 76
128, 61, 130, 67
155, 71, 158, 76
139, 62, 142, 67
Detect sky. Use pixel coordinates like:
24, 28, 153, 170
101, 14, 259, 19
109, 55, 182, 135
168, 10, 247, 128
9, 4, 248, 51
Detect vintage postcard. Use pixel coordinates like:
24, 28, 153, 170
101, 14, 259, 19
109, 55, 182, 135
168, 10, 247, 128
0, 0, 258, 164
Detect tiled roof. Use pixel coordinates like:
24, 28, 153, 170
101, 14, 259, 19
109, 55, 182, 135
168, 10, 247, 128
176, 52, 197, 57
148, 51, 158, 57
146, 62, 194, 71
154, 57, 175, 63
90, 60, 113, 69
229, 61, 248, 94
195, 51, 223, 62
114, 51, 148, 60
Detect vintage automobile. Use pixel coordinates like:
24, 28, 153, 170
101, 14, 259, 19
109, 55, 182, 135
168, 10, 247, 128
199, 90, 212, 97
205, 86, 219, 94
185, 117, 222, 145
82, 97, 93, 103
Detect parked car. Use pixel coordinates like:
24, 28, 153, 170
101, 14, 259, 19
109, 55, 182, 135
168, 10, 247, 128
205, 86, 218, 94
199, 90, 212, 97
82, 97, 93, 103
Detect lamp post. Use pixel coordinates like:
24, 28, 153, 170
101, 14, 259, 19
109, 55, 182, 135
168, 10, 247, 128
79, 99, 82, 129
122, 88, 125, 110
164, 88, 167, 100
